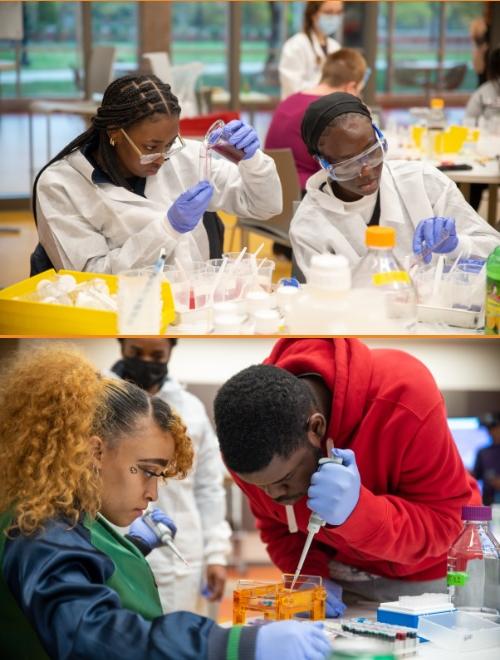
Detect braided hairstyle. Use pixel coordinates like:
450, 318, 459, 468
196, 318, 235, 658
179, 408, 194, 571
33, 74, 181, 219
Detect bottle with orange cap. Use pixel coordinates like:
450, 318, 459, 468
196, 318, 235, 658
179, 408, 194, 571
351, 226, 417, 333
425, 97, 446, 159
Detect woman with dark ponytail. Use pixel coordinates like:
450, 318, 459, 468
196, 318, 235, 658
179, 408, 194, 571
33, 74, 282, 274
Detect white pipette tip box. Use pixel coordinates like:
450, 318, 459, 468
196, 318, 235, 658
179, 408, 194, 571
377, 593, 455, 629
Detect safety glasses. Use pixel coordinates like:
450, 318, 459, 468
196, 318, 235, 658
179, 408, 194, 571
120, 129, 185, 165
319, 133, 385, 182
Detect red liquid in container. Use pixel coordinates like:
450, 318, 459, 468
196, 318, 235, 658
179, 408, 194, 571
210, 141, 245, 164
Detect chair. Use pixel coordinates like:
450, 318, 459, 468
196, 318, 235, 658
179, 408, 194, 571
441, 63, 467, 91
235, 148, 301, 251
170, 61, 205, 118
29, 45, 116, 180
141, 52, 204, 117
141, 51, 171, 83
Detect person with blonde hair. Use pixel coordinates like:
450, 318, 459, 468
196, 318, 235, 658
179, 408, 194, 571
267, 48, 368, 191
279, 1, 343, 99
0, 346, 332, 660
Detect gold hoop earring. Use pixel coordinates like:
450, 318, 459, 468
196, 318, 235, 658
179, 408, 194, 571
110, 137, 115, 147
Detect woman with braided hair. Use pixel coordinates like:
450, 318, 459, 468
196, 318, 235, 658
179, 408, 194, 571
32, 74, 282, 274
0, 346, 331, 660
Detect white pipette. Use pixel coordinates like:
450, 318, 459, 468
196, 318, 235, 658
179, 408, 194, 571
290, 450, 344, 591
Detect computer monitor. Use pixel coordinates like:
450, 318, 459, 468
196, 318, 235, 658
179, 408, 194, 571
448, 417, 492, 471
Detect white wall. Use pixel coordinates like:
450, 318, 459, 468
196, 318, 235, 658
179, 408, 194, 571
18, 338, 500, 392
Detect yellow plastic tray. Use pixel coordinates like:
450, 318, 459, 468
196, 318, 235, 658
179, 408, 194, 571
0, 270, 175, 336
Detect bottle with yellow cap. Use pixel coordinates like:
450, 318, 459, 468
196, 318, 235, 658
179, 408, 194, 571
351, 226, 417, 333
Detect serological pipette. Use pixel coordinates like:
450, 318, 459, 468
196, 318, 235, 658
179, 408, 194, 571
290, 452, 343, 591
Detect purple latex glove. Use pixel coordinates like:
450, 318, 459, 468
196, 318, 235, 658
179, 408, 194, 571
412, 217, 459, 263
167, 181, 214, 233
256, 621, 331, 660
129, 508, 177, 551
307, 448, 361, 526
222, 119, 260, 160
325, 579, 346, 618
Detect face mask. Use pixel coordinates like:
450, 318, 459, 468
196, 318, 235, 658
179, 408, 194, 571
317, 14, 342, 37
120, 356, 168, 391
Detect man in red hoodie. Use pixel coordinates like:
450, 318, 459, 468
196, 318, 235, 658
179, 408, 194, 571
214, 338, 480, 615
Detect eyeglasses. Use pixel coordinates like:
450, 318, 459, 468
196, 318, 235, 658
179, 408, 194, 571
120, 129, 185, 165
318, 131, 386, 182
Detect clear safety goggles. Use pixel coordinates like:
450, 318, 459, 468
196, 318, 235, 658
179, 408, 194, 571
319, 134, 385, 182
120, 129, 185, 165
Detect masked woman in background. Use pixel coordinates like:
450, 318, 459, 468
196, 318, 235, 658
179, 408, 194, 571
279, 1, 343, 100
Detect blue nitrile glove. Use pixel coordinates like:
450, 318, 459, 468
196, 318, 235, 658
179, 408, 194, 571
167, 181, 214, 233
324, 579, 346, 618
256, 621, 331, 660
129, 508, 177, 551
222, 119, 260, 160
412, 217, 459, 264
307, 448, 361, 526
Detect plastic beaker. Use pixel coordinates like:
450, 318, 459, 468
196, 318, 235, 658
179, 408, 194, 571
117, 267, 162, 334
207, 259, 253, 302
204, 119, 245, 164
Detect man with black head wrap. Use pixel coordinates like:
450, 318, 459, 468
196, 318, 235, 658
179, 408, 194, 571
290, 92, 499, 276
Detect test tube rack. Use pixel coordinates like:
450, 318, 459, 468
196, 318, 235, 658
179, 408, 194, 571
232, 574, 326, 624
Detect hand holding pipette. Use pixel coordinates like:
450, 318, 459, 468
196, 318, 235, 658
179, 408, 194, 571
140, 508, 190, 566
290, 442, 361, 591
412, 217, 458, 264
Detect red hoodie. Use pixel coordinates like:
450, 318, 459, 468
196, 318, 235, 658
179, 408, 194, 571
231, 338, 480, 582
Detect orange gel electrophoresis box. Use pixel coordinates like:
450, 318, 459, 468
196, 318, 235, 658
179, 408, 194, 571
233, 574, 326, 624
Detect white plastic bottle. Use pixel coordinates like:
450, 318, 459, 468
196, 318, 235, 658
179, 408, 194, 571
351, 226, 417, 333
285, 254, 352, 334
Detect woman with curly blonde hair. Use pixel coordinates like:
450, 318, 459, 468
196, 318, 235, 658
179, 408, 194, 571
0, 346, 331, 660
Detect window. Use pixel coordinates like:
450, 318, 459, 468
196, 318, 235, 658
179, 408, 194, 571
377, 1, 485, 96
0, 1, 80, 98
171, 1, 228, 90
91, 1, 138, 74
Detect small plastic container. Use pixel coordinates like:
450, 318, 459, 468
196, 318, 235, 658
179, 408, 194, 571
245, 290, 274, 315
417, 610, 500, 651
253, 309, 282, 334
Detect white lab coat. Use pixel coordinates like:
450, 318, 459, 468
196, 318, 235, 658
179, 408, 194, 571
465, 80, 500, 120
36, 140, 282, 273
146, 378, 232, 614
290, 160, 500, 275
279, 32, 340, 100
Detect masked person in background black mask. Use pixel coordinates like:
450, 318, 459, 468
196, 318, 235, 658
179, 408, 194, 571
112, 338, 176, 392
110, 338, 232, 618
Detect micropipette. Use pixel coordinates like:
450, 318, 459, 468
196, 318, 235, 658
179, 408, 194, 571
142, 510, 190, 566
290, 451, 343, 591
